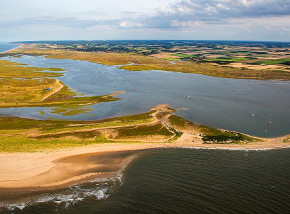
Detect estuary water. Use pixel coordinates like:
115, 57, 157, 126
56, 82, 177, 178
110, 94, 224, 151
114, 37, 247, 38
1, 55, 289, 137
1, 43, 290, 214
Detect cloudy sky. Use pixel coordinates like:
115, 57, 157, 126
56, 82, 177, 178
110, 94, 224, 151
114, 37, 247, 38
1, 0, 290, 42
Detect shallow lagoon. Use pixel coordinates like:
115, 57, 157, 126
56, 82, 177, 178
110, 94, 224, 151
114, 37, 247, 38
1, 55, 289, 137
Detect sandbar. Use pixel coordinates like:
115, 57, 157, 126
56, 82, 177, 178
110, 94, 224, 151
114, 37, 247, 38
0, 133, 289, 193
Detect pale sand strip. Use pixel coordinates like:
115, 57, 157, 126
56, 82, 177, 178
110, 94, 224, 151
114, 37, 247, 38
0, 44, 22, 54
40, 79, 64, 102
0, 134, 290, 193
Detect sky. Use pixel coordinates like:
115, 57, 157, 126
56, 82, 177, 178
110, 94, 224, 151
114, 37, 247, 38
0, 0, 290, 42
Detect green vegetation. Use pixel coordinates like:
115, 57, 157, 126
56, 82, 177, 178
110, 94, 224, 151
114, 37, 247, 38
7, 45, 166, 66
34, 130, 102, 139
0, 110, 157, 152
198, 125, 259, 144
164, 58, 181, 61
166, 126, 183, 142
0, 59, 64, 79
0, 135, 96, 153
120, 61, 290, 80
251, 58, 290, 65
173, 54, 196, 58
0, 106, 266, 152
283, 137, 290, 143
168, 115, 189, 128
207, 57, 257, 64
50, 106, 94, 116
5, 45, 290, 80
115, 123, 173, 139
0, 111, 154, 134
0, 59, 120, 109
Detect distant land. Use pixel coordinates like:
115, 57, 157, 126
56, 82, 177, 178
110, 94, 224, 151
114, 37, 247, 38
5, 40, 289, 80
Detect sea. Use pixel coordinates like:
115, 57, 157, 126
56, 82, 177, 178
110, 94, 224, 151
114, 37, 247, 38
0, 42, 18, 53
0, 42, 290, 214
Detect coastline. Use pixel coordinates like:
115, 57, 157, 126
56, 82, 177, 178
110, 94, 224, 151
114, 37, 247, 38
1, 134, 290, 193
0, 44, 289, 194
0, 44, 22, 54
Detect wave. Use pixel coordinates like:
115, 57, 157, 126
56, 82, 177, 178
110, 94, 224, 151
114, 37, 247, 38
0, 175, 123, 212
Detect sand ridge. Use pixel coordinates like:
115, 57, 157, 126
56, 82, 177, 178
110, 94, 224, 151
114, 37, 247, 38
0, 104, 289, 193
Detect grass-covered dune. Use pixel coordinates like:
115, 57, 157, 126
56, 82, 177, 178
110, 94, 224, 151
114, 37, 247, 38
0, 105, 263, 153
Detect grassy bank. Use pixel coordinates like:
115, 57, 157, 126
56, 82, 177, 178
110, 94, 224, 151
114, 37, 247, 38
5, 45, 290, 80
198, 125, 260, 144
0, 106, 265, 152
0, 110, 156, 152
120, 62, 290, 80
0, 58, 120, 108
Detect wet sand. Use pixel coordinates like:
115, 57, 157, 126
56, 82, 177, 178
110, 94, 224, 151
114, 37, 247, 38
0, 135, 290, 193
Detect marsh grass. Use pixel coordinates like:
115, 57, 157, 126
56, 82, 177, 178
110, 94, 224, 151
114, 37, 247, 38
120, 61, 290, 80
7, 45, 167, 66
0, 111, 154, 133
115, 123, 173, 139
0, 59, 120, 108
0, 59, 64, 79
168, 115, 187, 128
6, 45, 290, 80
34, 130, 102, 139
0, 110, 157, 152
0, 135, 96, 153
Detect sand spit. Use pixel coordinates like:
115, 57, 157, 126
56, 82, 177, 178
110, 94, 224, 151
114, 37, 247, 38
0, 104, 289, 193
0, 135, 290, 193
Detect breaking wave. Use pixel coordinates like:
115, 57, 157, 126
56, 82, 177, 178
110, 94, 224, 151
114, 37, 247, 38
0, 175, 123, 212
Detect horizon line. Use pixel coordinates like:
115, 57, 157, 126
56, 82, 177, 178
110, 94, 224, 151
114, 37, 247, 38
5, 39, 290, 43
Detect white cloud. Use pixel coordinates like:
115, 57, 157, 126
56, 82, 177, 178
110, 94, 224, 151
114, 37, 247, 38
119, 21, 143, 28
0, 0, 289, 41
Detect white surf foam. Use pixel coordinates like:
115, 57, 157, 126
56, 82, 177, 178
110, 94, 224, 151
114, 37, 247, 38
0, 176, 123, 211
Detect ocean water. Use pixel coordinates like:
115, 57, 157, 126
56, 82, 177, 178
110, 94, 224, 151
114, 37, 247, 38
1, 148, 290, 214
0, 42, 18, 53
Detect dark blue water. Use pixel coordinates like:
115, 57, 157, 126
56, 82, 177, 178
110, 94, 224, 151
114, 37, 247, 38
1, 148, 290, 214
0, 42, 18, 53
1, 55, 289, 137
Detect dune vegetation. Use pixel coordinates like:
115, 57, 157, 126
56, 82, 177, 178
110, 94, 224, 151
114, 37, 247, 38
0, 105, 262, 153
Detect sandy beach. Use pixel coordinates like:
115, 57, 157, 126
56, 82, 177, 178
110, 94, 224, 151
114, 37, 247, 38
1, 132, 290, 193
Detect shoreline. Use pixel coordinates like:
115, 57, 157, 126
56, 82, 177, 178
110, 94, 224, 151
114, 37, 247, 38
0, 44, 22, 54
1, 136, 290, 193
0, 104, 289, 193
